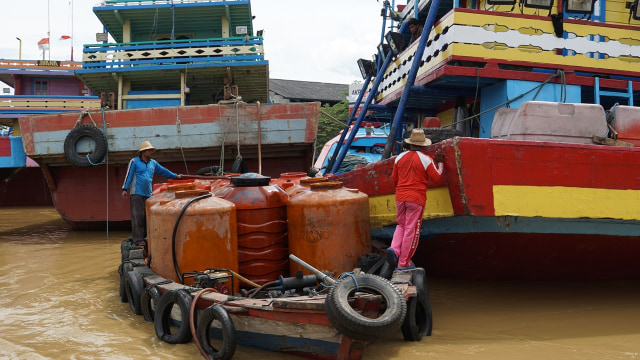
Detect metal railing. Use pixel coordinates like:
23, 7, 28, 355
81, 37, 264, 70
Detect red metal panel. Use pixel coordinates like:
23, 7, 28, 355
0, 137, 11, 157
19, 102, 321, 133
479, 139, 640, 189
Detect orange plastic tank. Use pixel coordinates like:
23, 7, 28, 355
147, 189, 238, 286
271, 172, 307, 190
285, 177, 329, 198
146, 183, 198, 242
214, 173, 289, 285
287, 181, 371, 276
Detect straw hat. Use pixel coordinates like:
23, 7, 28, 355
404, 129, 432, 147
138, 141, 156, 152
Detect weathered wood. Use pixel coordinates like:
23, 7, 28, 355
592, 135, 634, 147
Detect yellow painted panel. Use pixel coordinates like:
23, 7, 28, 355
368, 187, 455, 228
494, 185, 640, 220
449, 43, 640, 72
451, 11, 640, 42
453, 11, 555, 32
437, 107, 456, 127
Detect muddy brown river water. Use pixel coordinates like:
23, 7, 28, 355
1, 207, 639, 359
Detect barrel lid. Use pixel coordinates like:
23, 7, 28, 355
310, 181, 343, 191
174, 189, 210, 199
167, 183, 196, 192
230, 172, 272, 187
299, 177, 328, 186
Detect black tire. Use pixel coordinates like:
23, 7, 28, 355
196, 166, 221, 176
63, 124, 108, 167
412, 268, 433, 336
121, 238, 133, 263
402, 127, 462, 145
119, 262, 133, 303
401, 296, 429, 341
357, 253, 381, 273
231, 156, 248, 174
196, 304, 237, 360
141, 286, 162, 322
154, 289, 193, 344
324, 273, 406, 341
125, 270, 144, 315
422, 128, 462, 144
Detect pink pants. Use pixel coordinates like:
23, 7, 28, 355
390, 201, 423, 268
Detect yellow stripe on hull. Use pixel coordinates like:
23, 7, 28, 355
493, 185, 640, 220
368, 187, 455, 228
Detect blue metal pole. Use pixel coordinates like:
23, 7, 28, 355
326, 76, 372, 172
381, 0, 442, 160
329, 52, 395, 174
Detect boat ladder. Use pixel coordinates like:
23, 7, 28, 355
594, 77, 633, 106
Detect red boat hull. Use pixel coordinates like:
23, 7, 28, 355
331, 137, 640, 280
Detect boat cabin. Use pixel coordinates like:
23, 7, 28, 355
76, 0, 267, 109
328, 0, 640, 173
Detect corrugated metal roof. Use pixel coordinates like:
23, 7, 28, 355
269, 78, 347, 103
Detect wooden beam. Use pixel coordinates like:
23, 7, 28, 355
592, 135, 634, 147
121, 94, 182, 100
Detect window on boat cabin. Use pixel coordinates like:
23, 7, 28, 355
153, 34, 194, 41
478, 0, 603, 22
34, 80, 48, 96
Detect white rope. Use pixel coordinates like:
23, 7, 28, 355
235, 101, 241, 157
175, 108, 189, 174
74, 109, 97, 128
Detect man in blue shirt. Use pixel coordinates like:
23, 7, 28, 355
121, 141, 182, 246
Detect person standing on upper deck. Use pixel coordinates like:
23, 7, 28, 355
121, 141, 182, 247
408, 18, 424, 45
381, 129, 444, 278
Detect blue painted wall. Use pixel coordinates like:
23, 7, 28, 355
0, 136, 27, 168
125, 90, 181, 109
479, 80, 582, 138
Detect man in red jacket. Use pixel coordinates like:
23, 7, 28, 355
381, 129, 444, 278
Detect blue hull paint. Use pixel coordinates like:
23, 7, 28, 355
208, 327, 341, 356
371, 215, 640, 242
0, 136, 26, 168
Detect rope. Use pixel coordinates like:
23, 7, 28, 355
443, 71, 568, 129
320, 109, 348, 127
235, 102, 241, 158
73, 109, 97, 128
337, 272, 359, 291
175, 108, 189, 174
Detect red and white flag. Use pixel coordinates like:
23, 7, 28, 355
38, 38, 50, 50
60, 35, 71, 40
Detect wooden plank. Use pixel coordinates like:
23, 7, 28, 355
592, 135, 635, 147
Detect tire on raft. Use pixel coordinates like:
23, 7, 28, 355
124, 270, 145, 315
196, 304, 237, 360
401, 296, 430, 341
141, 286, 162, 322
324, 273, 406, 341
63, 124, 108, 168
356, 253, 383, 274
411, 267, 433, 337
154, 289, 193, 344
196, 166, 221, 176
119, 262, 133, 303
120, 237, 133, 263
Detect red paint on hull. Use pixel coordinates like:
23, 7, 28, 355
415, 232, 640, 280
332, 137, 640, 280
0, 167, 53, 207
50, 156, 311, 230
